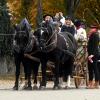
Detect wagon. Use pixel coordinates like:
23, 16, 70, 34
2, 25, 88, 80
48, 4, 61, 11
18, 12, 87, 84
73, 41, 88, 88
36, 41, 89, 88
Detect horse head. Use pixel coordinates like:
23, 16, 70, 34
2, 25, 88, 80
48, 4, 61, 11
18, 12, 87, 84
34, 25, 54, 52
13, 18, 33, 53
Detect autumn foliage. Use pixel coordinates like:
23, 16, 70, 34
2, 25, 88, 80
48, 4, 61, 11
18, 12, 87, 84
7, 0, 100, 27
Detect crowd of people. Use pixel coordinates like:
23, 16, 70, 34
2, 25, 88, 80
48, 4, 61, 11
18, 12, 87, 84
41, 12, 100, 89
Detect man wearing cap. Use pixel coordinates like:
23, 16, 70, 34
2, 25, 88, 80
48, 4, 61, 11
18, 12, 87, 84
61, 16, 76, 36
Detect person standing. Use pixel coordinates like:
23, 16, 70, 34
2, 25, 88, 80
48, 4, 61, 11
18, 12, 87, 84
87, 25, 100, 89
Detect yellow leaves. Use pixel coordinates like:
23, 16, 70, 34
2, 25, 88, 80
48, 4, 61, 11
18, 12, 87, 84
7, 0, 22, 23
42, 0, 65, 16
7, 0, 100, 27
7, 0, 66, 27
76, 0, 100, 25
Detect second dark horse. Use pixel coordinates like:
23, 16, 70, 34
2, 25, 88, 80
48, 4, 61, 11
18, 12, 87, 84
34, 25, 77, 89
13, 18, 40, 90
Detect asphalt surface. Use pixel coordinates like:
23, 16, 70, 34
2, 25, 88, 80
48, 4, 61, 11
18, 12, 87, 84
0, 81, 100, 100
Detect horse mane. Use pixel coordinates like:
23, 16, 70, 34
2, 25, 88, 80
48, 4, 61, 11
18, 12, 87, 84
19, 18, 31, 31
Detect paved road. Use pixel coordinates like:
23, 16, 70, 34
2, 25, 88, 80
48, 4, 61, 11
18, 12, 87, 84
0, 81, 100, 100
0, 88, 100, 100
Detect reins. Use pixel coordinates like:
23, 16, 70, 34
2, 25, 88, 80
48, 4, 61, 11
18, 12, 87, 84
46, 31, 57, 45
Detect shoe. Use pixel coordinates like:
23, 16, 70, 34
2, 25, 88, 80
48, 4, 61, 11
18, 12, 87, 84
86, 81, 94, 89
94, 81, 99, 89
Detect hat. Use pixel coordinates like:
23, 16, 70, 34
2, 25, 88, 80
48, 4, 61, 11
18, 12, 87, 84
74, 20, 82, 27
65, 16, 71, 20
90, 25, 98, 29
43, 14, 53, 20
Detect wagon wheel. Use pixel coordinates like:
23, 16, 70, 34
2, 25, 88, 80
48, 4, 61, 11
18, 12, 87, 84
74, 63, 84, 88
83, 61, 89, 87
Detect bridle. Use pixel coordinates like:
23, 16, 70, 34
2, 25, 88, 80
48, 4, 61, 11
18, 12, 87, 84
37, 27, 57, 52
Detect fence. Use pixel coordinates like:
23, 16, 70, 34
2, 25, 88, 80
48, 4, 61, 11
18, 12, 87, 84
0, 34, 15, 75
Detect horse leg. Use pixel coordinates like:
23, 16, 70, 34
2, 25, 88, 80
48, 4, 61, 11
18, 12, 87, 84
64, 57, 74, 88
33, 62, 39, 90
53, 61, 60, 89
26, 75, 32, 90
23, 73, 28, 89
59, 63, 63, 88
22, 61, 28, 89
13, 57, 21, 90
39, 60, 47, 89
22, 59, 32, 90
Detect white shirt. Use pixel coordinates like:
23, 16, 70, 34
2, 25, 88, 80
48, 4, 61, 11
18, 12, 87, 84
60, 17, 65, 25
74, 27, 87, 41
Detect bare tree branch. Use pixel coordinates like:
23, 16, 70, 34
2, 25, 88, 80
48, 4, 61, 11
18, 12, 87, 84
74, 0, 81, 12
64, 0, 81, 18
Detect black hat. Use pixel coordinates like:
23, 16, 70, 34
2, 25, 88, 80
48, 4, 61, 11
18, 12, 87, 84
65, 16, 71, 20
74, 20, 82, 27
43, 14, 53, 20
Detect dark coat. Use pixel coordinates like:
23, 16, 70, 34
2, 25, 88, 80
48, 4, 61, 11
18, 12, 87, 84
87, 32, 99, 56
61, 25, 76, 36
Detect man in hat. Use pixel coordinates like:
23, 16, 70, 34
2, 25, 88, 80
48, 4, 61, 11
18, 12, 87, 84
42, 14, 62, 33
41, 14, 53, 25
39, 14, 54, 32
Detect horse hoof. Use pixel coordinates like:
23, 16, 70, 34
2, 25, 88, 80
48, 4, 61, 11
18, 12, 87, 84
22, 85, 28, 90
58, 85, 62, 89
13, 86, 18, 90
25, 86, 32, 90
64, 86, 70, 89
53, 85, 61, 90
33, 85, 38, 90
39, 86, 46, 90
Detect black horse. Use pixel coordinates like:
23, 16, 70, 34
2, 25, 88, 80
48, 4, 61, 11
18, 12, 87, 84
34, 25, 77, 89
13, 18, 40, 90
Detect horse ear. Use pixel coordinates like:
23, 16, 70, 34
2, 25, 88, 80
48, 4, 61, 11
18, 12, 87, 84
13, 24, 20, 31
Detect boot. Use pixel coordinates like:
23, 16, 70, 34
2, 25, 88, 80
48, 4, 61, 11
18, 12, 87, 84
86, 81, 94, 89
94, 81, 99, 89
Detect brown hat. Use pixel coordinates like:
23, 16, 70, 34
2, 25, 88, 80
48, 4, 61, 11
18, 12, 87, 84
90, 24, 98, 29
